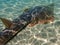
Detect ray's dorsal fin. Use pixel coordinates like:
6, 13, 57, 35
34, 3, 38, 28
0, 18, 13, 28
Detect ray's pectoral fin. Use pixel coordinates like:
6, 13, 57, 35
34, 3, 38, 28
0, 18, 13, 28
28, 17, 38, 27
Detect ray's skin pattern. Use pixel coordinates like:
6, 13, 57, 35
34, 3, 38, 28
0, 4, 54, 45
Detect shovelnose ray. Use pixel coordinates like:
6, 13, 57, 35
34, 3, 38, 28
0, 4, 54, 45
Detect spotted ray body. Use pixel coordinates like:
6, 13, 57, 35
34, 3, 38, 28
0, 4, 54, 45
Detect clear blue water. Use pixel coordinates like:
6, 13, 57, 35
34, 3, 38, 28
0, 0, 60, 45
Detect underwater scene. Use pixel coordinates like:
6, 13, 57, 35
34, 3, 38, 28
0, 0, 60, 45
